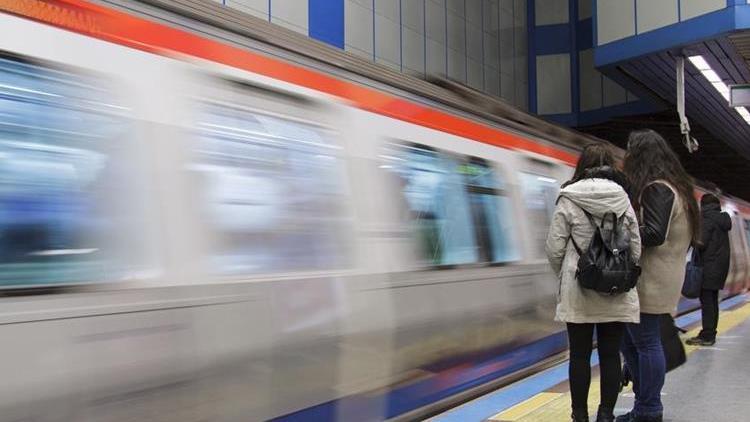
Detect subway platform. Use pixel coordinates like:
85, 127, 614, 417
432, 294, 750, 422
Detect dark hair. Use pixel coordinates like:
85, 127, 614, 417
703, 181, 719, 193
623, 129, 701, 243
563, 143, 617, 188
701, 193, 720, 206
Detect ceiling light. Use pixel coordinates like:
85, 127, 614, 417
688, 55, 711, 71
703, 69, 722, 83
737, 107, 750, 124
689, 55, 747, 123
712, 82, 730, 100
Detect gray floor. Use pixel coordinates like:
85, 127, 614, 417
614, 317, 750, 422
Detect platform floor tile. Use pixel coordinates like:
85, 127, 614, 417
490, 299, 750, 422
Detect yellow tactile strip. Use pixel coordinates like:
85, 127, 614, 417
488, 299, 750, 422
487, 392, 562, 421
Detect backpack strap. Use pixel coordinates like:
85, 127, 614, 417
569, 206, 595, 257
580, 208, 598, 228
569, 234, 584, 256
557, 195, 609, 256
569, 211, 616, 255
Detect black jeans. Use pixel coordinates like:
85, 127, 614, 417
566, 322, 625, 413
699, 289, 720, 341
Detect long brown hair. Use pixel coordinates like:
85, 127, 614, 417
623, 129, 701, 243
562, 143, 617, 188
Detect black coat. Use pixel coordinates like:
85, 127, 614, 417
699, 202, 732, 290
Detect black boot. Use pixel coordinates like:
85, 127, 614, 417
635, 415, 662, 422
596, 406, 615, 422
615, 412, 662, 422
686, 336, 715, 346
572, 409, 589, 422
615, 412, 633, 422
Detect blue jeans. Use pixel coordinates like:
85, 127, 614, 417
621, 313, 665, 417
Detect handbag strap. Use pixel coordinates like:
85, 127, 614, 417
690, 245, 703, 265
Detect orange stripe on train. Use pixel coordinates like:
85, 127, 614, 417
0, 0, 578, 165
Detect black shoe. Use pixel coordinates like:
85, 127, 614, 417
615, 412, 662, 422
615, 412, 633, 422
686, 336, 715, 346
595, 406, 615, 422
572, 409, 589, 422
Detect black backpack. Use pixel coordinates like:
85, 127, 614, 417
569, 210, 641, 295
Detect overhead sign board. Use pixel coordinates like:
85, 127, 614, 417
730, 84, 750, 107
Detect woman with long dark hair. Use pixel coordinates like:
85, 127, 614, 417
546, 144, 641, 422
617, 130, 700, 422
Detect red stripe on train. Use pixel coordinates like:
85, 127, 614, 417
0, 0, 578, 165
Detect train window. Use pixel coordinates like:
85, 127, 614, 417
461, 160, 519, 263
381, 144, 519, 266
192, 102, 349, 275
519, 172, 559, 260
0, 56, 146, 287
381, 143, 479, 266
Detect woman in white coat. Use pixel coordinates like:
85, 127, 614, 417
546, 144, 642, 422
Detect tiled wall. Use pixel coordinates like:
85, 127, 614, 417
536, 53, 571, 114
578, 49, 637, 112
535, 0, 568, 25
219, 0, 310, 34
211, 0, 530, 111
534, 0, 639, 121
345, 0, 528, 110
596, 0, 726, 45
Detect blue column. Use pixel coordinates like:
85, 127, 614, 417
309, 0, 345, 49
527, 0, 537, 113
570, 0, 580, 120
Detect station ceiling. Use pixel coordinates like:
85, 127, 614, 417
578, 109, 750, 201
588, 34, 750, 201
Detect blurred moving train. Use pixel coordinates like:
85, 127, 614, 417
1, 1, 750, 421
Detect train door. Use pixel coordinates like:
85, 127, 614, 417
727, 212, 749, 294
180, 72, 358, 419
742, 217, 750, 291
185, 76, 353, 278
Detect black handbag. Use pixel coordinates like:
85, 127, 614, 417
659, 314, 687, 372
620, 314, 686, 390
682, 246, 703, 299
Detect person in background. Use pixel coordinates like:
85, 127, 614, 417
686, 193, 731, 346
618, 129, 700, 422
546, 144, 641, 422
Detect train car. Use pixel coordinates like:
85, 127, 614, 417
0, 1, 748, 421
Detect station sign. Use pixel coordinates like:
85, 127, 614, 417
730, 84, 750, 107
